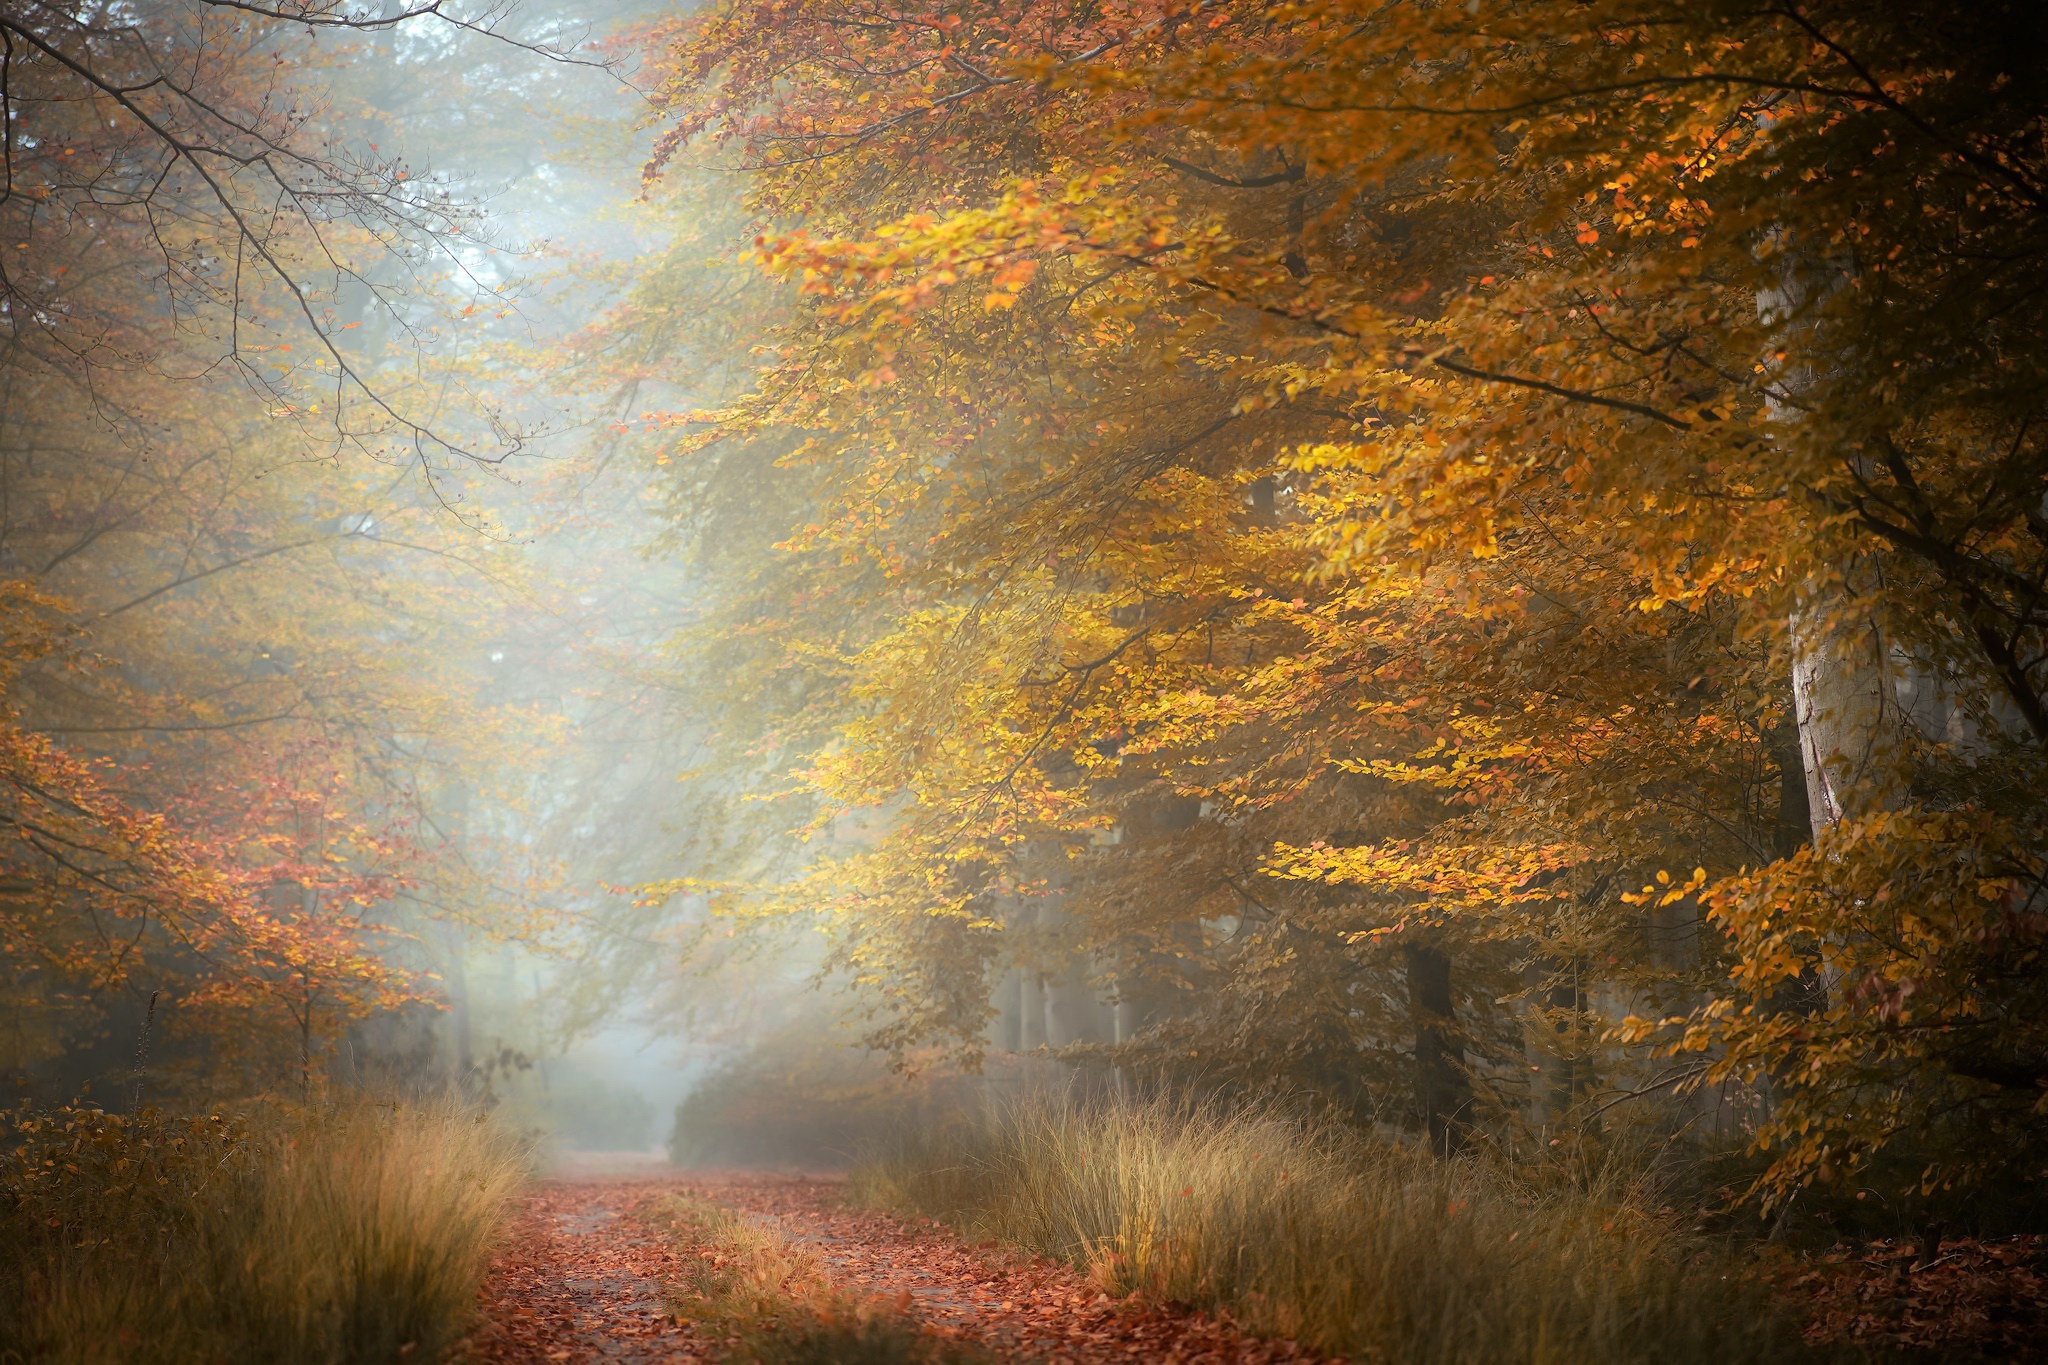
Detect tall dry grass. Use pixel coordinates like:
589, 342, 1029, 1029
851, 1095, 1826, 1365
1, 1097, 526, 1364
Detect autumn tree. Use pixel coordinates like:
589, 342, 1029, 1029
0, 0, 600, 1099
631, 0, 2047, 1203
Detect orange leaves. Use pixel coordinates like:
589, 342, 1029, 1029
1267, 836, 1581, 936
1640, 807, 2048, 1202
630, 0, 2048, 1197
1619, 865, 1707, 909
749, 176, 1138, 344
0, 701, 428, 1051
984, 257, 1040, 311
0, 565, 435, 1064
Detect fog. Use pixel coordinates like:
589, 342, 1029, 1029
0, 0, 849, 1160
319, 0, 830, 1157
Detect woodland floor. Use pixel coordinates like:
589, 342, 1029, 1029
458, 1156, 1329, 1365
459, 1155, 2044, 1365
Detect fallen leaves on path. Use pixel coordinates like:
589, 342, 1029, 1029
463, 1179, 709, 1364
465, 1171, 1337, 1364
675, 1173, 1335, 1365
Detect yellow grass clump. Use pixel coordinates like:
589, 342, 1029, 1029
1, 1096, 526, 1364
651, 1192, 984, 1364
851, 1094, 1826, 1365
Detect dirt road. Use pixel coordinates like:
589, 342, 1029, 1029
462, 1169, 1327, 1364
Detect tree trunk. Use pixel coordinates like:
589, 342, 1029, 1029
1762, 239, 1918, 839
1541, 961, 1593, 1126
1771, 714, 1814, 857
1790, 575, 1910, 836
1406, 943, 1470, 1155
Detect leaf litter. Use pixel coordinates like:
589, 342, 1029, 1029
464, 1173, 1336, 1363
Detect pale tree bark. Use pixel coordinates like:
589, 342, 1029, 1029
1761, 244, 1919, 839
1789, 574, 1913, 837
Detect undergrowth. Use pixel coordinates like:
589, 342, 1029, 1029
850, 1094, 1832, 1365
0, 1096, 525, 1364
651, 1192, 986, 1364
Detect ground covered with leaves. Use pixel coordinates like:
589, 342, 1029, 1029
462, 1172, 1332, 1364
462, 1179, 709, 1363
462, 1170, 2045, 1365
1782, 1234, 2046, 1361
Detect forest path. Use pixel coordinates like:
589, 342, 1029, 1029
463, 1166, 1328, 1365
463, 1175, 711, 1364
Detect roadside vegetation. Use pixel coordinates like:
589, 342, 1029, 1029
852, 1094, 1821, 1365
0, 1098, 524, 1364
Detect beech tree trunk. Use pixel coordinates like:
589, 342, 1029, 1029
1789, 576, 1910, 837
1406, 943, 1470, 1155
1762, 244, 1917, 840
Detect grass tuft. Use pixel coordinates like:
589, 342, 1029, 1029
1, 1096, 526, 1364
850, 1094, 1826, 1365
651, 1192, 985, 1364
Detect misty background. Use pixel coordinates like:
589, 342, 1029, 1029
0, 0, 865, 1162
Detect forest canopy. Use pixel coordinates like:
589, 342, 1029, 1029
612, 0, 2048, 1208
